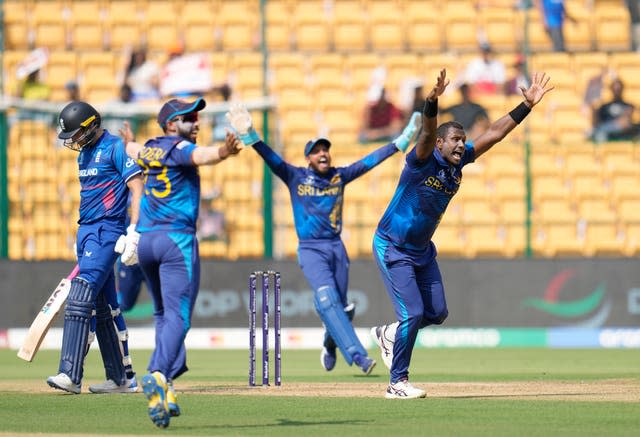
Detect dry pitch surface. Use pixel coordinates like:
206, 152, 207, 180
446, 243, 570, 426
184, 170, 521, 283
2, 379, 639, 402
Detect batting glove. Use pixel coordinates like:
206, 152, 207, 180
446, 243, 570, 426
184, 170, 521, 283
225, 103, 260, 146
115, 224, 140, 266
393, 112, 421, 153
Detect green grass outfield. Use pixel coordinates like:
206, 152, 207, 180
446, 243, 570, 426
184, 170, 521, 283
0, 348, 639, 436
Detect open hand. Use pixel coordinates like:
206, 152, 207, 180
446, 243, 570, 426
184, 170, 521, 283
520, 72, 554, 108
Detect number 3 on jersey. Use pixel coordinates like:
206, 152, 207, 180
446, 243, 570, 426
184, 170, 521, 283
139, 160, 172, 198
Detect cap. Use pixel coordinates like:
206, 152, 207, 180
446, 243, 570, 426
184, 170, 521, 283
304, 138, 331, 156
480, 42, 492, 52
157, 97, 206, 127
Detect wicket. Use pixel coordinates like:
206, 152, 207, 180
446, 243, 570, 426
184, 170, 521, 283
249, 270, 281, 386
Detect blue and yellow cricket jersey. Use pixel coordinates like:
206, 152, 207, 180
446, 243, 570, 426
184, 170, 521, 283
376, 143, 476, 251
253, 141, 398, 241
136, 136, 200, 233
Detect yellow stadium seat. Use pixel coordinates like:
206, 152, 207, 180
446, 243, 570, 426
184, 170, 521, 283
3, 0, 30, 49
32, 1, 70, 50
533, 198, 577, 224
484, 154, 525, 178
384, 54, 420, 95
541, 223, 586, 257
104, 0, 142, 50
44, 52, 77, 102
461, 200, 500, 225
584, 223, 625, 257
564, 1, 595, 51
491, 175, 525, 201
532, 175, 571, 202
610, 174, 640, 202
264, 0, 293, 51
69, 0, 107, 50
624, 224, 640, 256
530, 152, 564, 177
180, 1, 216, 51
344, 53, 384, 94
499, 199, 526, 225
405, 2, 443, 52
519, 7, 554, 52
570, 175, 610, 202
578, 199, 617, 224
617, 199, 640, 223
563, 153, 601, 178
291, 0, 331, 51
432, 224, 466, 258
368, 0, 405, 51
333, 1, 368, 51
442, 5, 480, 52
594, 2, 631, 51
464, 225, 510, 258
479, 7, 520, 52
218, 1, 259, 51
144, 1, 179, 51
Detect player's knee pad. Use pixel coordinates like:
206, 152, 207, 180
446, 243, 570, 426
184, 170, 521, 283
94, 293, 126, 385
314, 286, 366, 365
323, 303, 356, 349
59, 278, 94, 384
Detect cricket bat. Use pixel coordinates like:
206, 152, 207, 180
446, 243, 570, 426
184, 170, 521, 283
17, 265, 80, 362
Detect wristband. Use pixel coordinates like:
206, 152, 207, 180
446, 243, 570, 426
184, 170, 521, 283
239, 129, 260, 146
423, 99, 438, 118
509, 102, 531, 124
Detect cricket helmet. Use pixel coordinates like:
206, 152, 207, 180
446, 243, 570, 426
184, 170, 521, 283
58, 101, 102, 151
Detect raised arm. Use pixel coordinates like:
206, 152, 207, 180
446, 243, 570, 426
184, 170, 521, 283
226, 102, 293, 182
192, 130, 242, 165
473, 72, 554, 159
414, 69, 450, 161
119, 121, 143, 160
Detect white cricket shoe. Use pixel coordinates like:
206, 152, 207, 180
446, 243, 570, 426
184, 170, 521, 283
385, 380, 426, 399
47, 373, 81, 394
89, 375, 138, 394
370, 325, 394, 369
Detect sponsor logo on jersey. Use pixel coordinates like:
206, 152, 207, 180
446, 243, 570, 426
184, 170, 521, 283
95, 150, 102, 163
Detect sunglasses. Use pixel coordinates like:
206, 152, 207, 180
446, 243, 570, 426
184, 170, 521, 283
173, 112, 199, 123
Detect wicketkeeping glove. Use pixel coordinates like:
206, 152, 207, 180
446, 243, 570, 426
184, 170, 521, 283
114, 224, 140, 266
393, 111, 421, 153
225, 103, 261, 146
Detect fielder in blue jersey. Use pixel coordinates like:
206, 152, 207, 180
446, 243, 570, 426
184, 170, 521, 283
226, 102, 422, 375
121, 98, 241, 428
370, 70, 554, 399
47, 101, 143, 395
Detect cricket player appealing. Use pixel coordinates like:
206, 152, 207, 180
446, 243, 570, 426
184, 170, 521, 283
371, 70, 553, 399
47, 101, 143, 394
226, 103, 421, 375
121, 98, 241, 428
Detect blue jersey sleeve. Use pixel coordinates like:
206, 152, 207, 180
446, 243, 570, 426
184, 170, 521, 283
252, 141, 295, 183
110, 135, 142, 182
169, 140, 197, 166
338, 143, 398, 184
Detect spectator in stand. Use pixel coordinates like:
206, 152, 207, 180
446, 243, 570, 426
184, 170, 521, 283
581, 67, 615, 131
591, 78, 637, 143
442, 84, 490, 140
626, 0, 640, 51
463, 42, 506, 96
65, 81, 80, 102
535, 0, 577, 52
123, 46, 160, 102
358, 86, 404, 143
504, 55, 531, 96
18, 69, 51, 101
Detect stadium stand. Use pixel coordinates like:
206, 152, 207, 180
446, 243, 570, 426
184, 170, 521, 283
3, 0, 640, 260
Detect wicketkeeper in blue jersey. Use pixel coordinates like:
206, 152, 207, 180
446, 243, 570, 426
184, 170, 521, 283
121, 98, 241, 428
226, 102, 422, 375
370, 70, 554, 399
47, 101, 144, 395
